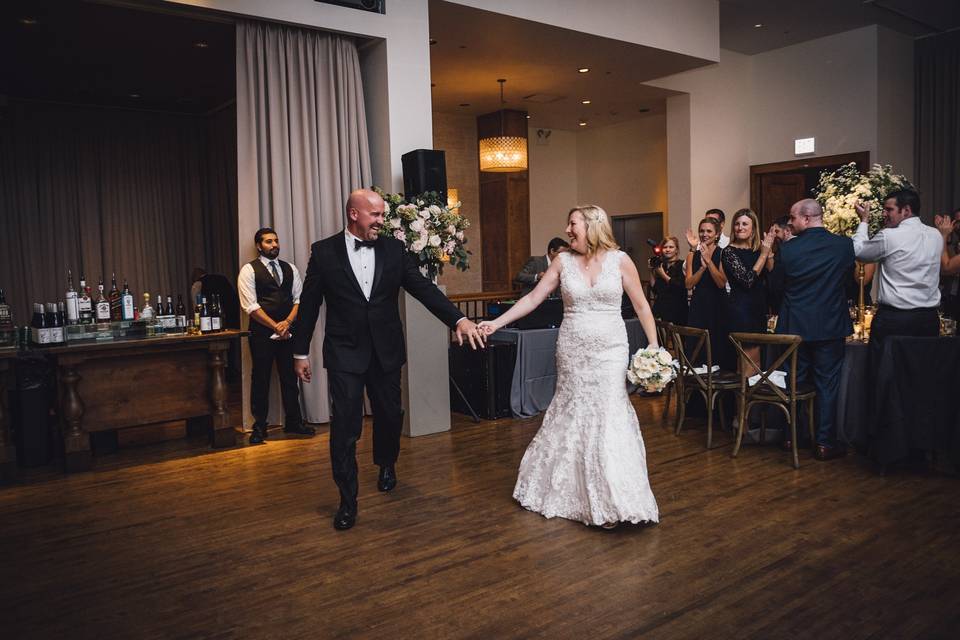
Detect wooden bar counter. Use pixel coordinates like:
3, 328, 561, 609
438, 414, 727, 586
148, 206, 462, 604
36, 329, 246, 471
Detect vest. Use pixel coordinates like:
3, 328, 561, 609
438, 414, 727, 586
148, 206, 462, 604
249, 258, 294, 337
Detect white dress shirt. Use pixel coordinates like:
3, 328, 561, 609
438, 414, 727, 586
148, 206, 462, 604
718, 232, 730, 248
852, 217, 942, 309
344, 229, 375, 300
237, 255, 303, 315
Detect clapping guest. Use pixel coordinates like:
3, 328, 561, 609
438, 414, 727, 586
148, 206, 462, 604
720, 209, 775, 371
765, 216, 792, 314
935, 209, 960, 319
650, 237, 687, 325
685, 218, 726, 363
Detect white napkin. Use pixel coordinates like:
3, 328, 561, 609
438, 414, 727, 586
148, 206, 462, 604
692, 365, 720, 375
748, 370, 787, 389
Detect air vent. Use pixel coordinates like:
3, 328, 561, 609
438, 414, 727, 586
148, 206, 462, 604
522, 93, 566, 104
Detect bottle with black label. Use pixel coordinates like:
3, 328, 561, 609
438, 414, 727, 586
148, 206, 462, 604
95, 278, 111, 323
121, 280, 135, 321
65, 270, 79, 325
199, 296, 212, 333
109, 273, 122, 321
0, 289, 13, 332
175, 294, 187, 329
78, 277, 93, 324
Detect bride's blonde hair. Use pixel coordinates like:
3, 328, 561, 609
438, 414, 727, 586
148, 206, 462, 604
569, 205, 619, 257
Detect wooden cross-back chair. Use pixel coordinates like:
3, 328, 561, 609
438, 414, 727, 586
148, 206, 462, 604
669, 324, 739, 449
727, 332, 816, 469
654, 320, 679, 428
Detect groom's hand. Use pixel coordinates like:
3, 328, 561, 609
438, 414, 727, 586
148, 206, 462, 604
455, 318, 486, 350
294, 358, 312, 383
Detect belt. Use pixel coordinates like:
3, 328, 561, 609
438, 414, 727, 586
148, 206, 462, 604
877, 304, 939, 313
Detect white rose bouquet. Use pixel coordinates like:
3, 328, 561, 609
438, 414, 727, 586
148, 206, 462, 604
374, 187, 471, 281
814, 162, 915, 238
626, 346, 678, 393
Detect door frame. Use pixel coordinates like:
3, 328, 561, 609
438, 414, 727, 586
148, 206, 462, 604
749, 151, 870, 213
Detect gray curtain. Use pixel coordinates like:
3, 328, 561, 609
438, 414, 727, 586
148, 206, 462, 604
236, 21, 372, 424
0, 100, 237, 325
915, 31, 960, 216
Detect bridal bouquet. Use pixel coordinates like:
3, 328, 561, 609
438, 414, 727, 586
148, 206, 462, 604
374, 187, 471, 281
814, 162, 915, 237
627, 346, 678, 393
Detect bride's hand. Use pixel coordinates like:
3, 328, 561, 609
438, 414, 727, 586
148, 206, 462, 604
477, 320, 499, 336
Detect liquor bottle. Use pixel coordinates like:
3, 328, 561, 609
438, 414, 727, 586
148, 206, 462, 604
175, 294, 187, 329
46, 303, 64, 344
95, 278, 111, 322
140, 293, 155, 320
52, 302, 66, 343
31, 303, 49, 344
121, 280, 135, 321
78, 277, 93, 324
210, 294, 222, 332
193, 294, 202, 329
109, 273, 122, 321
199, 296, 212, 333
0, 289, 13, 331
165, 295, 174, 317
65, 270, 79, 325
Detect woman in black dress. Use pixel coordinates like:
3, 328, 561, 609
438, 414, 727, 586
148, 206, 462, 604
684, 218, 726, 364
651, 236, 688, 326
721, 208, 775, 370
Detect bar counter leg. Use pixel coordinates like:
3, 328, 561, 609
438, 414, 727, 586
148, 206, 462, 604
208, 345, 235, 448
61, 366, 91, 472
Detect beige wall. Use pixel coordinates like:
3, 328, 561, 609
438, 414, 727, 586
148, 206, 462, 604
529, 127, 578, 259
432, 112, 482, 294
877, 26, 915, 182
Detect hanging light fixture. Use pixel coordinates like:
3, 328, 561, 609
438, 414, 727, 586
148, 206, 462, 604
478, 79, 528, 172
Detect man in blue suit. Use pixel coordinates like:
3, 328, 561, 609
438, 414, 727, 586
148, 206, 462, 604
774, 199, 855, 460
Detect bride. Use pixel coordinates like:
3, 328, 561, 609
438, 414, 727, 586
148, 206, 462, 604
478, 205, 660, 529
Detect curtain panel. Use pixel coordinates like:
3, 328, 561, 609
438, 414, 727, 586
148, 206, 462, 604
915, 31, 960, 216
236, 21, 372, 424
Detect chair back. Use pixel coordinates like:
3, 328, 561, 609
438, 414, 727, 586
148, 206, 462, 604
727, 332, 801, 403
655, 319, 673, 354
669, 324, 715, 392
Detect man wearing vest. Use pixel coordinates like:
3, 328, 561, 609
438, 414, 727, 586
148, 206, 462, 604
237, 227, 316, 445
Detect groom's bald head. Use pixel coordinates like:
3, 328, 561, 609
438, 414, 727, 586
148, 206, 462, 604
346, 188, 385, 241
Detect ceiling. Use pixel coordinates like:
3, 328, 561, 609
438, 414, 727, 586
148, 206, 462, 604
0, 0, 235, 115
720, 0, 960, 55
428, 0, 699, 132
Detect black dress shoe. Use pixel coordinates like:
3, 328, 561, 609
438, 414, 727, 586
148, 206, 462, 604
283, 423, 316, 436
249, 427, 268, 445
377, 465, 397, 492
333, 505, 356, 530
814, 443, 847, 461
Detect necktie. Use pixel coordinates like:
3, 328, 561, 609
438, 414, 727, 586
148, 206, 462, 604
355, 239, 377, 250
269, 260, 281, 285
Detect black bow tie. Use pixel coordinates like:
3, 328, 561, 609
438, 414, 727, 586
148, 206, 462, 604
354, 239, 377, 249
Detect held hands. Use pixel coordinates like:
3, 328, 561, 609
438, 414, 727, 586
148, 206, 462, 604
477, 320, 499, 337
274, 319, 292, 339
455, 318, 487, 350
854, 201, 871, 223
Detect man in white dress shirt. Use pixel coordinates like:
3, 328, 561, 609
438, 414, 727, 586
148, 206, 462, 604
853, 189, 942, 361
237, 227, 315, 445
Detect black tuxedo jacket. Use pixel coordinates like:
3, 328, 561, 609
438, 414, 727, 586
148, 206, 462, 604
293, 231, 465, 373
773, 227, 854, 341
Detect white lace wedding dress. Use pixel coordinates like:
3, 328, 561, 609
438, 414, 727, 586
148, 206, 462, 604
513, 250, 659, 525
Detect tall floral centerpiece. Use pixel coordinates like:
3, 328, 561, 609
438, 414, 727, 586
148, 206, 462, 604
374, 187, 471, 282
813, 162, 915, 323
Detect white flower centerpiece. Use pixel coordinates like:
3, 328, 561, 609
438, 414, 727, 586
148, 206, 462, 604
374, 187, 472, 282
814, 162, 915, 238
627, 346, 678, 393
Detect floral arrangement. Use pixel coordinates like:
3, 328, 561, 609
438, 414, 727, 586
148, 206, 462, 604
626, 347, 678, 393
374, 187, 471, 281
814, 162, 915, 237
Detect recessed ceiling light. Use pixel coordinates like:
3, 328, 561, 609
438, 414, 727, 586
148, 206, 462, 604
194, 41, 209, 48
577, 67, 590, 73
754, 23, 763, 28
525, 115, 530, 119
579, 120, 587, 127
19, 17, 38, 25
581, 99, 591, 104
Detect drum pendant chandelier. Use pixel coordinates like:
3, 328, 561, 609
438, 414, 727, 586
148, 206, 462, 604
478, 79, 528, 172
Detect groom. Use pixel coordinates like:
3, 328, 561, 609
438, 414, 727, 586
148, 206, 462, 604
293, 188, 484, 530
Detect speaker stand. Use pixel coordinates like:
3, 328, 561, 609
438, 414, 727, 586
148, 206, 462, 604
449, 374, 481, 423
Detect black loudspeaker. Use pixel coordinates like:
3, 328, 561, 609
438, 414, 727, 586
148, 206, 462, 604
401, 149, 447, 198
449, 341, 517, 420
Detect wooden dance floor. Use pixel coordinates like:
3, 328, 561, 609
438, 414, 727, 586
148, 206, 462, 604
2, 395, 958, 639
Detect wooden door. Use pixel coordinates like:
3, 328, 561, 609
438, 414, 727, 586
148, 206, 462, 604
758, 173, 804, 230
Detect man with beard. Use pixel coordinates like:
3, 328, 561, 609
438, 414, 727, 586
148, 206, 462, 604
237, 227, 316, 445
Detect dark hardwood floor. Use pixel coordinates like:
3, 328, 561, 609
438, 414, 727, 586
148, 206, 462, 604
2, 396, 958, 639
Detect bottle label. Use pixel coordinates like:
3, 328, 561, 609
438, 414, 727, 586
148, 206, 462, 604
122, 295, 135, 320
31, 327, 51, 344
65, 292, 79, 323
50, 326, 65, 343
211, 317, 222, 331
96, 302, 111, 321
176, 315, 187, 328
200, 317, 212, 332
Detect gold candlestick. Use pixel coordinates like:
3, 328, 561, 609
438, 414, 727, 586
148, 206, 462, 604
857, 262, 866, 326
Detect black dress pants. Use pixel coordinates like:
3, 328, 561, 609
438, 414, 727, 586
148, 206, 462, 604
869, 306, 940, 370
327, 355, 403, 511
248, 332, 302, 430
